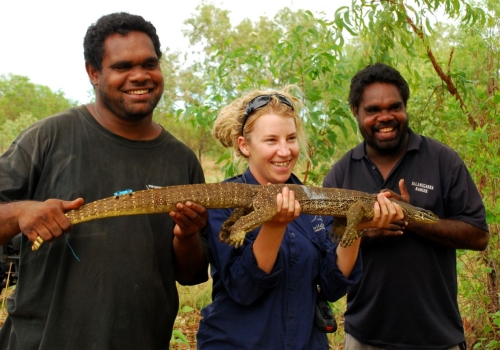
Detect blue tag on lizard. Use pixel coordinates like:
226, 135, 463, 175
114, 189, 133, 198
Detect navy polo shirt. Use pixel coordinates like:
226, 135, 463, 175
323, 128, 488, 349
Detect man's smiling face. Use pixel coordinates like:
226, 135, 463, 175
93, 31, 164, 121
353, 82, 409, 155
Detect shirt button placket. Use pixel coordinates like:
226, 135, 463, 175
286, 231, 298, 348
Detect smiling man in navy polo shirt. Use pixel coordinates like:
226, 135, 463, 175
323, 63, 489, 350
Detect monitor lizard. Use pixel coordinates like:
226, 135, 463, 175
33, 183, 438, 250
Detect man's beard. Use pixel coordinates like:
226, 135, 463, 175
98, 88, 161, 122
360, 120, 409, 156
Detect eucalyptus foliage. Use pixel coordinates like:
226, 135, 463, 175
0, 75, 76, 153
0, 74, 75, 126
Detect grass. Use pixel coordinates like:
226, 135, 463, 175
0, 288, 14, 328
201, 156, 228, 184
171, 280, 212, 349
0, 289, 15, 327
0, 261, 17, 327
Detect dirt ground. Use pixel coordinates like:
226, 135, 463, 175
170, 310, 202, 349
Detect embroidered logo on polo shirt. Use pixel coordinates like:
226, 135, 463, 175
411, 181, 434, 194
311, 215, 326, 232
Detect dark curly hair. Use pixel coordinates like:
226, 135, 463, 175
83, 12, 162, 71
348, 63, 410, 109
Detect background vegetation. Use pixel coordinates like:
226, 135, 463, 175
1, 0, 498, 348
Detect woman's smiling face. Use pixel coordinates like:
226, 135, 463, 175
238, 112, 299, 185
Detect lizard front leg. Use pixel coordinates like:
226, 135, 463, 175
219, 207, 250, 243
226, 188, 279, 248
340, 201, 373, 247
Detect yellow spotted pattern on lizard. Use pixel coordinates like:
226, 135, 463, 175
65, 183, 439, 248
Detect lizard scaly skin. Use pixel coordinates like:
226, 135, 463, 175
57, 183, 439, 249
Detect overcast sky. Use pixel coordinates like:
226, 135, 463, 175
1, 0, 346, 104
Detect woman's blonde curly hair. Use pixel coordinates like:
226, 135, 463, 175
212, 86, 308, 159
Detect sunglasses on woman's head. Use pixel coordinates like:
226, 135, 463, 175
241, 94, 294, 133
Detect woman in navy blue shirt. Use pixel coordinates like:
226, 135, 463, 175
196, 87, 403, 350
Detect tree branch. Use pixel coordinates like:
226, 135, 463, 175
398, 2, 478, 129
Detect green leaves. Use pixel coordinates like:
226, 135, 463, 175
0, 74, 75, 125
0, 75, 76, 153
0, 112, 38, 153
